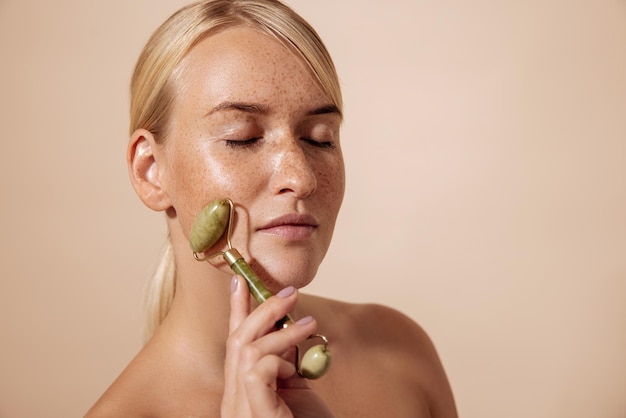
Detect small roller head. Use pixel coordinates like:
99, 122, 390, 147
299, 344, 332, 379
189, 199, 230, 253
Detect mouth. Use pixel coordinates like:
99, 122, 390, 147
257, 214, 318, 239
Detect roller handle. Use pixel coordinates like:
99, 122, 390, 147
224, 248, 294, 329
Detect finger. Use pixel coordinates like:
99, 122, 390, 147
223, 276, 251, 404
229, 275, 250, 335
244, 354, 297, 387
244, 355, 296, 417
276, 347, 310, 390
228, 316, 317, 395
277, 372, 311, 390
232, 286, 301, 343
247, 316, 318, 361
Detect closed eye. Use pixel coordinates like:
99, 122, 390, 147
302, 138, 336, 149
225, 138, 262, 149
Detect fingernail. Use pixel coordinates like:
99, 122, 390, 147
276, 286, 295, 298
230, 276, 238, 293
296, 315, 313, 325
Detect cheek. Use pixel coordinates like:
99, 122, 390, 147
166, 145, 267, 237
318, 156, 345, 207
167, 149, 229, 231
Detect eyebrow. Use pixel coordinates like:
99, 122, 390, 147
206, 101, 268, 116
307, 104, 342, 118
206, 101, 342, 118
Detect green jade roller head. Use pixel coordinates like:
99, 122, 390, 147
189, 198, 331, 379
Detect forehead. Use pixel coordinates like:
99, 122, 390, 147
173, 26, 329, 111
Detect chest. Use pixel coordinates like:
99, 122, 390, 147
308, 358, 432, 418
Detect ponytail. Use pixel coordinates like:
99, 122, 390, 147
143, 237, 176, 342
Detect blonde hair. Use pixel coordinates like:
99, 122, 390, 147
131, 0, 343, 340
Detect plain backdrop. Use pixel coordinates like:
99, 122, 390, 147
1, 1, 625, 417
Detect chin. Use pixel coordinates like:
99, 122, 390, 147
248, 256, 320, 293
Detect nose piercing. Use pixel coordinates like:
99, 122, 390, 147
190, 198, 332, 379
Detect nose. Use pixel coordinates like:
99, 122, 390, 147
269, 141, 317, 198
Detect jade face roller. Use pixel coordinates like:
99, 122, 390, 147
189, 198, 331, 379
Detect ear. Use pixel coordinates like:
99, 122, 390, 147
127, 129, 172, 211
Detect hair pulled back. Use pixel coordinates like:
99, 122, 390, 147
130, 0, 343, 340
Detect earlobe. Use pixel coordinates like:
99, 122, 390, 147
128, 129, 172, 211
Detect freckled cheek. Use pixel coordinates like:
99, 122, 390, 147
167, 149, 266, 235
166, 152, 217, 224
316, 158, 345, 211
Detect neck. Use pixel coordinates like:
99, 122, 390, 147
151, 216, 234, 376
152, 214, 308, 373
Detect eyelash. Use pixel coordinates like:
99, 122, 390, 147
225, 138, 336, 150
225, 138, 261, 149
303, 138, 336, 149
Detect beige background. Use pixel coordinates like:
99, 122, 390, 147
1, 0, 625, 417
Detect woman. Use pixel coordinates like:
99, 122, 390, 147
86, 1, 457, 417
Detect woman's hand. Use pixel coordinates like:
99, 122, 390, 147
221, 276, 335, 418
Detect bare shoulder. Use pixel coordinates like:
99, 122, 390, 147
301, 294, 458, 418
84, 350, 157, 417
302, 294, 440, 354
84, 339, 221, 418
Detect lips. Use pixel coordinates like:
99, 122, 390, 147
257, 213, 318, 239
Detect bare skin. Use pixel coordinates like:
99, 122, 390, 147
86, 25, 457, 417
86, 288, 456, 417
